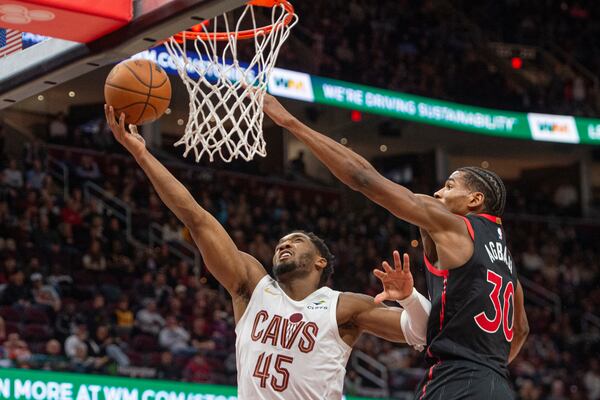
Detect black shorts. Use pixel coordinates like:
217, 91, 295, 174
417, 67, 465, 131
414, 360, 515, 400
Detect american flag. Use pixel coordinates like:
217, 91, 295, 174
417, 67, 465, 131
0, 28, 22, 57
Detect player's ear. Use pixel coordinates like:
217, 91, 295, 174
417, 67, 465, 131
315, 256, 327, 271
468, 191, 485, 210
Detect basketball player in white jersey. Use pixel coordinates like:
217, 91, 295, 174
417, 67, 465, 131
105, 105, 431, 399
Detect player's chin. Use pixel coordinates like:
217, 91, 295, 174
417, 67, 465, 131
273, 260, 296, 278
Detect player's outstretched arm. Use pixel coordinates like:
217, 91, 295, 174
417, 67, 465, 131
508, 280, 529, 363
105, 105, 266, 299
263, 94, 464, 236
337, 252, 430, 349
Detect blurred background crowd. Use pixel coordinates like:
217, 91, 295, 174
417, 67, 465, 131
0, 132, 598, 399
1, 0, 600, 399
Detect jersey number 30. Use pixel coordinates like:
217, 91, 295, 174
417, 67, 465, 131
474, 270, 514, 341
253, 352, 293, 392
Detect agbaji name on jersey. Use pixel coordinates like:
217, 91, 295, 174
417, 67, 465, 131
484, 240, 513, 273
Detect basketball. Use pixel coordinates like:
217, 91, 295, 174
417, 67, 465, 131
104, 59, 172, 125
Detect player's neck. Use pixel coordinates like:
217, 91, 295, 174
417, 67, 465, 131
277, 278, 320, 302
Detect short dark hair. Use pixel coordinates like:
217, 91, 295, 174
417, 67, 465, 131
292, 230, 335, 287
458, 166, 507, 216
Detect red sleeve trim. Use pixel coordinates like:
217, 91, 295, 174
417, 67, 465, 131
461, 216, 475, 241
423, 253, 449, 278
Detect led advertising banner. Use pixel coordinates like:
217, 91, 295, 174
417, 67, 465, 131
0, 369, 375, 400
20, 33, 600, 145
268, 68, 600, 146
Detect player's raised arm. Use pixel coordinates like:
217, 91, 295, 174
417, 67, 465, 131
105, 105, 266, 300
263, 94, 464, 235
508, 280, 529, 363
337, 252, 430, 349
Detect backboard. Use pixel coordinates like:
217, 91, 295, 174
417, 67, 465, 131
0, 0, 246, 109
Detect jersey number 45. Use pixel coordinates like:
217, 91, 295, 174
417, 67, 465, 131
253, 352, 293, 392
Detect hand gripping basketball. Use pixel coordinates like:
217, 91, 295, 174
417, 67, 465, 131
105, 105, 147, 159
373, 251, 415, 304
104, 59, 171, 125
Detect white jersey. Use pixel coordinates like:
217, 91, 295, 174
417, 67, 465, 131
236, 275, 352, 399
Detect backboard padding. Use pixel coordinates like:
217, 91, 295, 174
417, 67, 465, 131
0, 0, 246, 109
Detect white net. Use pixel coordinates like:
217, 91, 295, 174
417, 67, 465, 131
164, 2, 298, 162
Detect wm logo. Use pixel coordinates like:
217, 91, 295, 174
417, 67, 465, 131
273, 77, 304, 90
537, 122, 568, 132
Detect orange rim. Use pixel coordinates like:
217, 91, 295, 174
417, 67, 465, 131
172, 0, 295, 43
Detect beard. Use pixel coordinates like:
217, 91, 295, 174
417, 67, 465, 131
273, 253, 313, 280
272, 260, 297, 280
273, 253, 312, 281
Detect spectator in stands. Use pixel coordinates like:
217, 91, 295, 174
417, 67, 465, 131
60, 198, 83, 226
48, 112, 68, 144
0, 256, 18, 285
547, 379, 568, 400
190, 317, 215, 352
183, 353, 211, 383
1, 333, 31, 367
87, 216, 104, 245
248, 233, 272, 266
30, 272, 61, 313
134, 272, 156, 299
108, 240, 134, 273
290, 150, 307, 176
82, 240, 107, 271
553, 183, 579, 215
159, 316, 195, 356
148, 192, 164, 221
0, 202, 14, 237
59, 223, 78, 257
29, 339, 69, 371
156, 351, 179, 380
173, 284, 188, 303
91, 325, 130, 367
39, 195, 60, 224
54, 302, 79, 341
65, 323, 107, 372
22, 142, 46, 170
2, 159, 23, 189
26, 159, 46, 190
0, 271, 32, 306
113, 297, 134, 336
136, 298, 165, 336
32, 215, 61, 253
585, 359, 600, 400
64, 323, 87, 361
106, 217, 128, 251
154, 271, 172, 309
176, 261, 194, 287
166, 296, 183, 321
85, 294, 111, 334
162, 216, 183, 242
46, 263, 74, 293
75, 155, 101, 183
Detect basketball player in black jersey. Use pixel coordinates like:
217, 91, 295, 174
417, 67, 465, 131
262, 94, 529, 399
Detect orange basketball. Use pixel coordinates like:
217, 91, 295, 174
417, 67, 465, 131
104, 59, 172, 125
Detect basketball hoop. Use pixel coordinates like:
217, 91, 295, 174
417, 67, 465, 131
164, 0, 298, 162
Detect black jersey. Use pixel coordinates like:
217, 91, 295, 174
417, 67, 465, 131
422, 214, 517, 379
